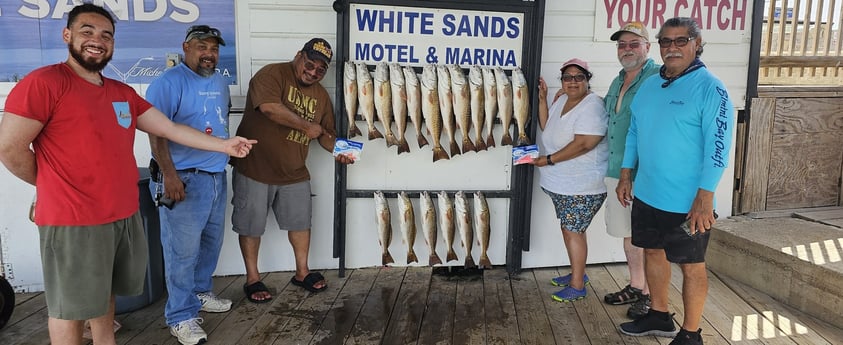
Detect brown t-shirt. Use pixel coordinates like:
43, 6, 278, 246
233, 62, 334, 185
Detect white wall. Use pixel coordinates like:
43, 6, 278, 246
0, 0, 751, 292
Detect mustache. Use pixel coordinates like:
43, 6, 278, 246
665, 52, 683, 58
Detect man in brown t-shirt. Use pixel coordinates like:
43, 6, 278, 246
231, 38, 353, 302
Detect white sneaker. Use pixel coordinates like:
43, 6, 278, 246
169, 318, 207, 345
197, 292, 232, 313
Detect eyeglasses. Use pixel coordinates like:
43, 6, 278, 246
657, 36, 694, 48
616, 41, 644, 50
185, 25, 221, 40
304, 59, 327, 77
561, 74, 587, 82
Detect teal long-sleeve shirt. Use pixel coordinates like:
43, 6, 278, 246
604, 59, 660, 179
621, 67, 734, 213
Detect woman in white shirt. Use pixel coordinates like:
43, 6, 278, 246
532, 58, 609, 302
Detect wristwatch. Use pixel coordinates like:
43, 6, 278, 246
546, 154, 554, 166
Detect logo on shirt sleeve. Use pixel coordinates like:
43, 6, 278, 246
112, 102, 132, 129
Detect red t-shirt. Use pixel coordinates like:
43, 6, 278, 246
4, 63, 153, 226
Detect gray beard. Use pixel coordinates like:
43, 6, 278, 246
197, 67, 216, 77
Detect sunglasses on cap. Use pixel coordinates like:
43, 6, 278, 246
185, 25, 222, 40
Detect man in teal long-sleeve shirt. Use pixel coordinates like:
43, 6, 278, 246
602, 21, 660, 320
616, 18, 734, 345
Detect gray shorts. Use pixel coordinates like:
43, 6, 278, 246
231, 171, 312, 236
39, 212, 147, 320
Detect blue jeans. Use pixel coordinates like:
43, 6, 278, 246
150, 170, 227, 326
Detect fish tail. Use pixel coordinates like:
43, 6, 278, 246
449, 141, 462, 156
485, 134, 496, 149
407, 250, 418, 264
368, 127, 384, 140
433, 146, 450, 162
474, 138, 487, 152
462, 138, 476, 153
417, 133, 429, 148
397, 138, 411, 154
429, 253, 443, 266
515, 134, 531, 147
385, 133, 398, 147
446, 248, 458, 262
464, 255, 476, 269
348, 123, 362, 138
500, 132, 513, 146
382, 252, 394, 266
478, 255, 492, 269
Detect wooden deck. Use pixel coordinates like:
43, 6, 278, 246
3, 263, 843, 345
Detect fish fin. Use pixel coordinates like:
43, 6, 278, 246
429, 253, 443, 266
433, 147, 450, 162
515, 134, 532, 147
407, 250, 418, 264
486, 134, 496, 148
446, 248, 459, 262
382, 252, 394, 266
478, 255, 492, 269
417, 133, 429, 148
368, 127, 384, 140
500, 132, 513, 146
449, 141, 461, 156
462, 138, 476, 153
397, 139, 411, 154
464, 255, 476, 269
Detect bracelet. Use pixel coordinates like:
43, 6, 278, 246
546, 154, 554, 166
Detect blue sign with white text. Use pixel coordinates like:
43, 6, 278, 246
0, 0, 236, 84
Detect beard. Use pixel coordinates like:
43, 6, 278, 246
68, 43, 112, 72
620, 54, 645, 70
197, 66, 216, 77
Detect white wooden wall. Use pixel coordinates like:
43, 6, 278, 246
0, 0, 750, 292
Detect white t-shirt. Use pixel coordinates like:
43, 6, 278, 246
539, 92, 609, 195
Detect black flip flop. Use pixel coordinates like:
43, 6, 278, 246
290, 272, 327, 293
243, 281, 272, 304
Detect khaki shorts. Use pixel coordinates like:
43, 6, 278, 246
604, 177, 632, 238
39, 212, 148, 320
231, 171, 312, 236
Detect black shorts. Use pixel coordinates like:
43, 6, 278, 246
630, 197, 710, 264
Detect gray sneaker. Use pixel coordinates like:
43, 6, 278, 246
170, 318, 207, 345
197, 292, 232, 313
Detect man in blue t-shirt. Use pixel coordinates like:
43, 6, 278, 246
615, 18, 734, 345
146, 24, 232, 345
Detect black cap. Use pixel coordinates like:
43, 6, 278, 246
185, 25, 225, 46
302, 38, 332, 64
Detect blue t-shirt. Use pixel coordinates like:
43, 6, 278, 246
621, 67, 734, 213
146, 63, 230, 172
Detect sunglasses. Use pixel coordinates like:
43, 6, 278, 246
616, 41, 644, 50
561, 74, 587, 82
658, 36, 694, 48
186, 25, 222, 39
304, 59, 327, 77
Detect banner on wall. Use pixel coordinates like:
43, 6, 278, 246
595, 0, 751, 43
349, 3, 524, 67
0, 0, 236, 84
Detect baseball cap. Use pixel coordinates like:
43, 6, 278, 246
560, 58, 591, 74
610, 21, 650, 41
302, 38, 333, 64
185, 25, 226, 46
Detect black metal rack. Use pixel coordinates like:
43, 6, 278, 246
331, 0, 546, 276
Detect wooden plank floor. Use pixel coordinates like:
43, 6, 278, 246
3, 263, 843, 345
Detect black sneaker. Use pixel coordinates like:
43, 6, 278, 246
627, 294, 651, 319
619, 310, 678, 337
669, 328, 703, 345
